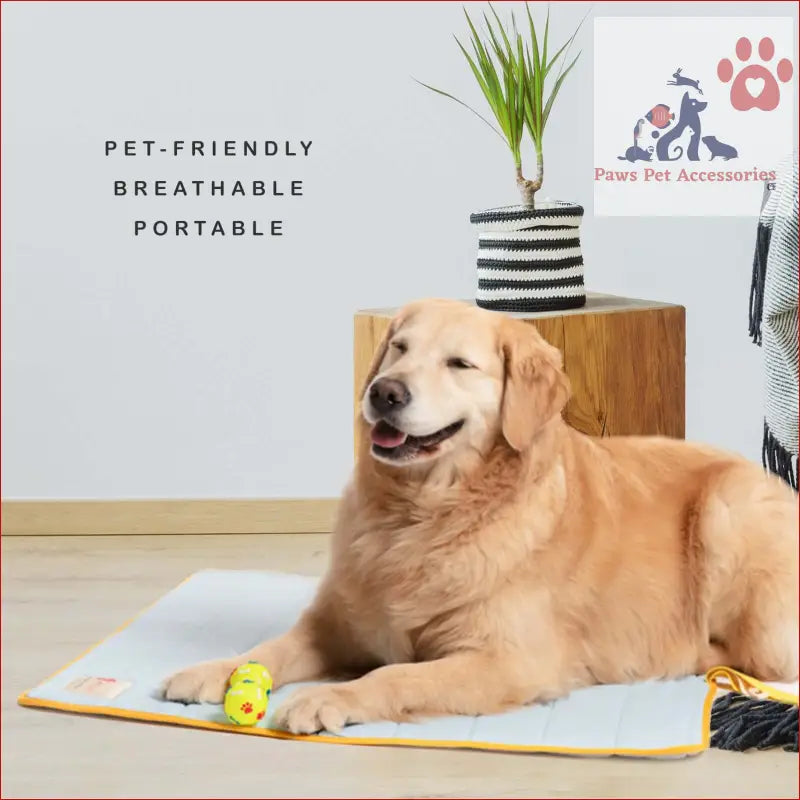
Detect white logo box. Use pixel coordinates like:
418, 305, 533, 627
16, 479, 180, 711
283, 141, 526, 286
593, 17, 794, 217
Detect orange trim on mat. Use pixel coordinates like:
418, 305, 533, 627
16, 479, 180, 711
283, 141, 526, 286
17, 689, 717, 756
705, 666, 799, 706
18, 571, 720, 757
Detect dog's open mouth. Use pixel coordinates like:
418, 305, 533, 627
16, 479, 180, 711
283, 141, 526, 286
370, 419, 465, 460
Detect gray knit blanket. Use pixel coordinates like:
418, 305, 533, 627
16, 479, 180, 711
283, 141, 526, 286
749, 154, 798, 489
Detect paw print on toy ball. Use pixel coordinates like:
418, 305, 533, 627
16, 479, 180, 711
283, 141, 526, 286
717, 36, 793, 111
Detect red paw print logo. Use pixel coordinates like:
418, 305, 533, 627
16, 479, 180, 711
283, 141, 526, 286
717, 37, 793, 111
240, 702, 253, 714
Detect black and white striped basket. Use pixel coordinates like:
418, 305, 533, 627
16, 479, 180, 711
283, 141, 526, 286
470, 201, 586, 312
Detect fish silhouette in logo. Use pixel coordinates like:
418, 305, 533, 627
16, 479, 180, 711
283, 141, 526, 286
645, 104, 675, 129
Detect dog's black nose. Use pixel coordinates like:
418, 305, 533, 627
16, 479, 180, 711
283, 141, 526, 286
369, 378, 411, 415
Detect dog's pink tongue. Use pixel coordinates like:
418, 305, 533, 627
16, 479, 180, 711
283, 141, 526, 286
371, 421, 407, 448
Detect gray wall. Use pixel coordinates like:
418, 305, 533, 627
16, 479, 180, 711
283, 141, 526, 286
2, 1, 797, 499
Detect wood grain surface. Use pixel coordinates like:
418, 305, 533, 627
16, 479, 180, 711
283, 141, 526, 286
1, 498, 338, 536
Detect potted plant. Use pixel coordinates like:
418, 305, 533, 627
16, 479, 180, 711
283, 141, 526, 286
420, 4, 586, 311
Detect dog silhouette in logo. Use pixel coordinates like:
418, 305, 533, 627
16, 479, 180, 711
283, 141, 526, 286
656, 92, 708, 161
702, 135, 738, 160
666, 67, 703, 95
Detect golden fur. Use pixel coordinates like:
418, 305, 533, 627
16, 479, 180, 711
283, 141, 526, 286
163, 298, 799, 734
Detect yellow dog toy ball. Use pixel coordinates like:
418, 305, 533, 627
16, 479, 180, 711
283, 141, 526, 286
229, 661, 273, 693
224, 682, 268, 726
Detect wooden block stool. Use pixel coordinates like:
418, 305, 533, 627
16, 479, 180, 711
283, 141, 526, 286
353, 293, 685, 453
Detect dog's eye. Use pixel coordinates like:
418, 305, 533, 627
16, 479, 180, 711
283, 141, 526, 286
391, 340, 407, 354
447, 357, 474, 370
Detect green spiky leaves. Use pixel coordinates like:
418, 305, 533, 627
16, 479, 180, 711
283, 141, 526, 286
418, 3, 585, 204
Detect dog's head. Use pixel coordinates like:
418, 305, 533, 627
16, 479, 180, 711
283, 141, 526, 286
360, 299, 570, 467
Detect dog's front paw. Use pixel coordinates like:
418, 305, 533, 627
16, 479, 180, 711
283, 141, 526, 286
160, 658, 234, 704
273, 684, 366, 734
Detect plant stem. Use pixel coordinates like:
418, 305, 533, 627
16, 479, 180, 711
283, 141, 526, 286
516, 157, 542, 208
534, 144, 543, 193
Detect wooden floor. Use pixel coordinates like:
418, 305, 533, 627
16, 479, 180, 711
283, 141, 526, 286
2, 534, 796, 799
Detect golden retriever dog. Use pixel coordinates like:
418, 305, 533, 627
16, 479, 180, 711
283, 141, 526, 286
162, 298, 798, 733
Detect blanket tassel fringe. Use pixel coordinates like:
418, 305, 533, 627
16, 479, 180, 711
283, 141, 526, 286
711, 692, 799, 752
748, 223, 771, 345
762, 421, 798, 490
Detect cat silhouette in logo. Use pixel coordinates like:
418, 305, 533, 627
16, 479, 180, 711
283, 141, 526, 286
618, 144, 654, 163
656, 92, 708, 161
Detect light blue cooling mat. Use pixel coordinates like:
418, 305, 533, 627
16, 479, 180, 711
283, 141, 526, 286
19, 570, 715, 757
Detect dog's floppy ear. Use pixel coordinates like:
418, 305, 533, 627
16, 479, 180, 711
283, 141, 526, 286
358, 312, 404, 401
500, 319, 571, 451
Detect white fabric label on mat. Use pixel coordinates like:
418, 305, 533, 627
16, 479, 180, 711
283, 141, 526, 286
64, 676, 133, 699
